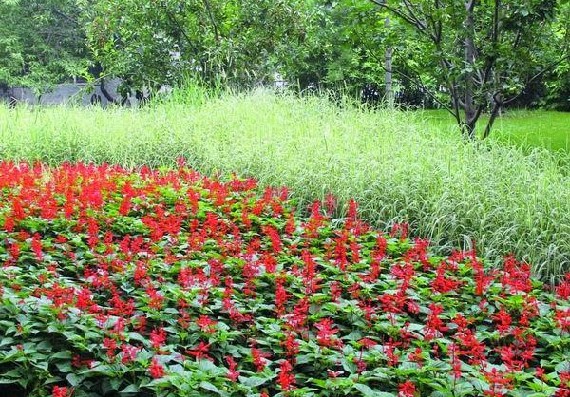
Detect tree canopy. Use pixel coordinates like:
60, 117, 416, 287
0, 0, 568, 136
370, 0, 569, 137
0, 0, 91, 90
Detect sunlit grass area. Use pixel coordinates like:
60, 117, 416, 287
421, 109, 570, 152
0, 88, 569, 280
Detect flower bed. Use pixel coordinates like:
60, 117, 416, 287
0, 161, 568, 397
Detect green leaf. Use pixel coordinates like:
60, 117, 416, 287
555, 361, 570, 373
66, 373, 85, 387
199, 381, 220, 394
50, 351, 72, 360
238, 375, 270, 388
197, 359, 224, 375
353, 383, 396, 396
120, 384, 140, 394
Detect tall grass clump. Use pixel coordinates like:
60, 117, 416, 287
0, 87, 569, 280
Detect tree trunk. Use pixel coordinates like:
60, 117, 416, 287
463, 0, 477, 140
99, 78, 119, 105
483, 93, 503, 139
384, 13, 394, 108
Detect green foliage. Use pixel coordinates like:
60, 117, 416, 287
0, 0, 567, 112
370, 0, 568, 137
543, 1, 570, 110
0, 162, 568, 397
0, 90, 569, 280
0, 0, 91, 91
84, 0, 309, 92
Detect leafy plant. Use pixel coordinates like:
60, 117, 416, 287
0, 161, 568, 397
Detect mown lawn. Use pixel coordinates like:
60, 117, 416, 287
421, 109, 570, 152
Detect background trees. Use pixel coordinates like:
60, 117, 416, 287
0, 0, 568, 137
370, 0, 568, 138
83, 0, 310, 94
0, 0, 91, 90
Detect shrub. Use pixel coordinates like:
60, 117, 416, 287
0, 162, 568, 397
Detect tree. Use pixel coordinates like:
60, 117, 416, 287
370, 0, 568, 139
0, 0, 91, 91
84, 0, 309, 94
544, 1, 570, 110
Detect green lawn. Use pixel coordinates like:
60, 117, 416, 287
420, 109, 570, 152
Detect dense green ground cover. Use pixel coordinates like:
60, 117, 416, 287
422, 110, 570, 153
0, 162, 568, 397
0, 89, 569, 280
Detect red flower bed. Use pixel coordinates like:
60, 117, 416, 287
0, 161, 568, 397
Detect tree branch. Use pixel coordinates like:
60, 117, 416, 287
202, 0, 220, 42
503, 54, 570, 105
367, 49, 456, 117
369, 0, 431, 38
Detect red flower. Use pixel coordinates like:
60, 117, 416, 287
315, 318, 341, 348
263, 225, 283, 253
408, 347, 424, 368
31, 233, 44, 260
274, 276, 289, 316
482, 368, 514, 397
278, 360, 296, 391
281, 332, 300, 360
149, 357, 165, 378
385, 339, 400, 367
358, 337, 378, 350
251, 346, 271, 372
425, 303, 448, 340
196, 315, 217, 334
187, 341, 212, 361
431, 264, 462, 293
390, 222, 408, 239
225, 356, 239, 382
557, 371, 570, 395
121, 344, 140, 364
52, 386, 71, 397
555, 308, 570, 332
353, 356, 367, 373
556, 273, 570, 300
149, 328, 167, 349
102, 337, 117, 360
324, 193, 337, 215
492, 308, 512, 335
398, 380, 416, 397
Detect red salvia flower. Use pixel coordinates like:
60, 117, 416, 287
557, 273, 570, 300
196, 315, 217, 334
278, 359, 296, 391
398, 381, 416, 397
275, 276, 289, 316
315, 318, 342, 348
226, 356, 239, 382
149, 357, 165, 378
556, 372, 570, 397
493, 308, 512, 335
251, 346, 271, 372
52, 386, 71, 397
187, 341, 212, 361
424, 303, 448, 340
281, 332, 300, 362
121, 344, 140, 364
31, 233, 44, 261
150, 328, 167, 349
102, 337, 117, 360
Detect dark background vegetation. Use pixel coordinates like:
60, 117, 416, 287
0, 0, 568, 118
